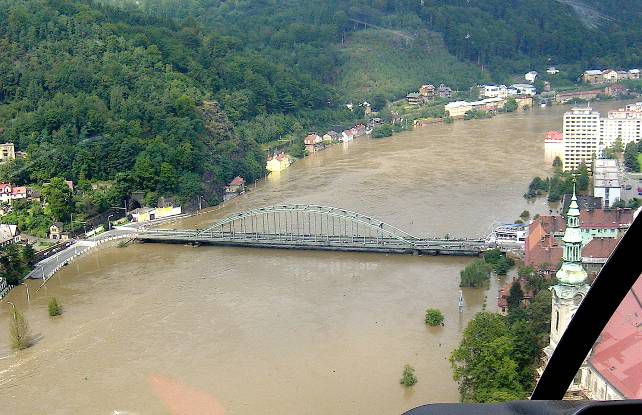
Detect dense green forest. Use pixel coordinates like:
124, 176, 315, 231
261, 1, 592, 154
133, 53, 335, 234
1, 0, 641, 228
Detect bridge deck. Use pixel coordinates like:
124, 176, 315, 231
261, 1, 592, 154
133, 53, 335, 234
136, 230, 486, 256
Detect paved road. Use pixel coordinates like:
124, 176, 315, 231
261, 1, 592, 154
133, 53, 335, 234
26, 227, 136, 280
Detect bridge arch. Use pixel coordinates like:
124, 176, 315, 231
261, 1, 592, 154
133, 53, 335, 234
198, 204, 419, 246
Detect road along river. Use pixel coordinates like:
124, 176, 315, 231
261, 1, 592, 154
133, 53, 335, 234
0, 101, 629, 415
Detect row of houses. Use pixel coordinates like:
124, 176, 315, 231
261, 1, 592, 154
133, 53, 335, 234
444, 96, 533, 118
555, 84, 632, 104
0, 183, 39, 205
522, 207, 634, 279
304, 125, 368, 154
582, 68, 640, 85
478, 83, 537, 99
405, 84, 453, 105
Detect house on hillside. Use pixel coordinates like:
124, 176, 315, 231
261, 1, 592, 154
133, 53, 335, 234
49, 222, 69, 241
437, 84, 452, 98
406, 92, 424, 105
0, 143, 15, 163
419, 84, 435, 99
525, 71, 538, 83
0, 224, 20, 247
224, 176, 246, 201
266, 152, 291, 172
547, 67, 560, 75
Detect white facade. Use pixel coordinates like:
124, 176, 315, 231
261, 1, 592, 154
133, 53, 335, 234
593, 159, 621, 208
479, 84, 509, 99
525, 71, 538, 83
510, 83, 537, 96
562, 107, 601, 171
599, 105, 642, 151
562, 104, 642, 171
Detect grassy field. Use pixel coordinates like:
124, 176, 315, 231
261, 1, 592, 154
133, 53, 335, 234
337, 29, 487, 102
638, 153, 642, 170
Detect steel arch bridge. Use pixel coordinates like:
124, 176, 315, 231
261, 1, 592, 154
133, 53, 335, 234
137, 204, 487, 256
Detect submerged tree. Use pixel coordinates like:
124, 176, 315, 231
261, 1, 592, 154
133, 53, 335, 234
400, 364, 418, 387
9, 305, 31, 350
48, 297, 62, 317
460, 260, 492, 288
425, 308, 445, 326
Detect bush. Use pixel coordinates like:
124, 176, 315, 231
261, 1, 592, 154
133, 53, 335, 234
425, 308, 445, 326
400, 364, 417, 387
9, 307, 31, 350
48, 297, 62, 317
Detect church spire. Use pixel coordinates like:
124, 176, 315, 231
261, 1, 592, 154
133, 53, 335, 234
556, 178, 587, 285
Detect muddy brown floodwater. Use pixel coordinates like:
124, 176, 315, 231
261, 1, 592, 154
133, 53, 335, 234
0, 101, 630, 415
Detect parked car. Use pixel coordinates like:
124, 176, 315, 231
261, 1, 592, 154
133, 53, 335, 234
625, 184, 632, 190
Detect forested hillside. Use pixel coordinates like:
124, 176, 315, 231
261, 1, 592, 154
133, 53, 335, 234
1, 0, 641, 224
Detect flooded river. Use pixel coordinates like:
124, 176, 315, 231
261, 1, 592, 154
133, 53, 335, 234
0, 101, 629, 414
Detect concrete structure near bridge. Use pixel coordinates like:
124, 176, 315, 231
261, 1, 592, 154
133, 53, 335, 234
136, 204, 488, 256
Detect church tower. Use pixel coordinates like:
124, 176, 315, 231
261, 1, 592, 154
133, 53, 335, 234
544, 184, 590, 359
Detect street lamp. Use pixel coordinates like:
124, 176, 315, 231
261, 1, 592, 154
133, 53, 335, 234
108, 214, 114, 231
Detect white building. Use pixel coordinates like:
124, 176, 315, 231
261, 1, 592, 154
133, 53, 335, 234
510, 83, 537, 96
593, 159, 621, 208
562, 104, 642, 171
0, 224, 20, 247
525, 71, 538, 83
599, 104, 642, 151
0, 143, 15, 163
547, 67, 560, 75
562, 106, 601, 171
479, 84, 509, 99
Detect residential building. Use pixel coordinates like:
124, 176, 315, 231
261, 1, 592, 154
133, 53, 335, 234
49, 222, 68, 240
419, 84, 435, 98
562, 103, 642, 171
0, 224, 20, 247
224, 176, 246, 201
341, 130, 354, 142
593, 159, 620, 208
562, 106, 601, 171
131, 206, 182, 222
510, 83, 537, 96
479, 84, 508, 99
556, 90, 603, 104
525, 71, 538, 83
323, 131, 339, 144
598, 104, 642, 152
497, 278, 534, 315
444, 101, 472, 118
583, 69, 605, 84
579, 208, 633, 245
405, 92, 423, 105
0, 183, 35, 204
266, 152, 292, 172
544, 131, 564, 164
437, 84, 452, 98
0, 143, 15, 162
582, 68, 639, 84
547, 67, 560, 75
304, 133, 323, 154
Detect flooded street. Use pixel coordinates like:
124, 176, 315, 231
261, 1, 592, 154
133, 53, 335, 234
0, 101, 628, 414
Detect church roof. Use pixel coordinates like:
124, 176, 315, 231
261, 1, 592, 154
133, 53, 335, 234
590, 277, 642, 398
